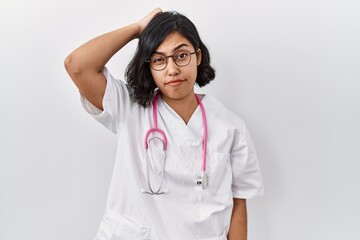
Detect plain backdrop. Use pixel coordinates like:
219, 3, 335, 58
1, 0, 360, 239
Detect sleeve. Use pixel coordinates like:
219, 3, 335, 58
231, 124, 265, 199
80, 67, 133, 134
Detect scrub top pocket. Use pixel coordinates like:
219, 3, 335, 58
95, 210, 151, 240
207, 152, 231, 195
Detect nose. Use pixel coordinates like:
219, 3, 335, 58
166, 57, 179, 76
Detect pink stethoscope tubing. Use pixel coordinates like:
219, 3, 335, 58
144, 93, 168, 151
143, 92, 208, 195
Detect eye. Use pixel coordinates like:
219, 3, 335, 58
176, 51, 189, 60
151, 55, 166, 65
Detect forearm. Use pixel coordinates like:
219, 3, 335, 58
64, 8, 161, 110
65, 23, 139, 73
227, 198, 247, 240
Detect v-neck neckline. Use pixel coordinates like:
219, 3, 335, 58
157, 94, 206, 128
154, 94, 206, 144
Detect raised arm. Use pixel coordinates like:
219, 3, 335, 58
64, 8, 162, 110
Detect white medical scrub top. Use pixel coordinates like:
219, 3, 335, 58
81, 67, 264, 240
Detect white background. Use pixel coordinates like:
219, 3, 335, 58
1, 0, 359, 239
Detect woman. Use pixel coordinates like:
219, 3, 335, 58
65, 8, 264, 240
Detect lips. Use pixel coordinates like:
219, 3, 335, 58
166, 79, 185, 87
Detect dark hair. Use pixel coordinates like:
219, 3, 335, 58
125, 11, 216, 107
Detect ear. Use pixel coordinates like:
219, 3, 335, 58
196, 48, 202, 66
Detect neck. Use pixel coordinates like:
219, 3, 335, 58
161, 93, 198, 125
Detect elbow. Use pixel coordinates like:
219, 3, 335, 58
64, 54, 83, 77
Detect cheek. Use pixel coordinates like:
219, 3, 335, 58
188, 65, 198, 80
151, 71, 163, 86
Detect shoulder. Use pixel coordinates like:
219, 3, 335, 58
204, 94, 246, 130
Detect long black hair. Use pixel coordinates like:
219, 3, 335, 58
126, 11, 215, 107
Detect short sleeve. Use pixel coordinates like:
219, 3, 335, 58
80, 67, 134, 134
231, 124, 265, 199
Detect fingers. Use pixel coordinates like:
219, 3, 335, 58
149, 7, 163, 16
138, 7, 163, 36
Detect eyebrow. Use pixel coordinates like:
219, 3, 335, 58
154, 43, 191, 55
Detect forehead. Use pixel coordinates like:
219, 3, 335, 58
155, 32, 193, 53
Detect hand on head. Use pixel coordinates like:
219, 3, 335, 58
137, 8, 163, 37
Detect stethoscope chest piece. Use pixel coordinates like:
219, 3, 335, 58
196, 172, 208, 190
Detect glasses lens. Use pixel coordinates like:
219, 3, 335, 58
150, 55, 167, 70
174, 50, 191, 66
148, 50, 193, 71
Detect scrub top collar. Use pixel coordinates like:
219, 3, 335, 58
156, 94, 207, 145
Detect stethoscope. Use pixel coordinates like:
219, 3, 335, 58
142, 92, 208, 195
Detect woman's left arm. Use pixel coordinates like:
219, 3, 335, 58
227, 198, 247, 240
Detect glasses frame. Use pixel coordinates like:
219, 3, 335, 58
146, 50, 197, 71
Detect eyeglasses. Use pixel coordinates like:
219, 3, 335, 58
146, 50, 196, 71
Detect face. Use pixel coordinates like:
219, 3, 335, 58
150, 32, 202, 103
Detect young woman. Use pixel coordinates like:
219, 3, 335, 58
65, 8, 264, 240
